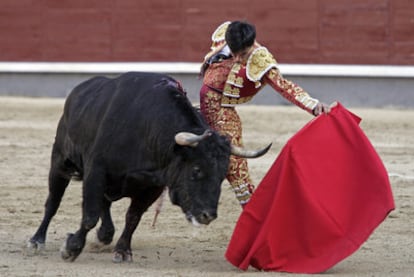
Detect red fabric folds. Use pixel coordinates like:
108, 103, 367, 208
225, 103, 395, 273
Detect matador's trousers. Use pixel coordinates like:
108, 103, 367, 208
200, 86, 254, 205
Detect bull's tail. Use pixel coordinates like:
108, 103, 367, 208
151, 187, 168, 228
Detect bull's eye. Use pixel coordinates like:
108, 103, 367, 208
191, 165, 204, 180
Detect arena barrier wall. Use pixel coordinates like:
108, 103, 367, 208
0, 62, 413, 108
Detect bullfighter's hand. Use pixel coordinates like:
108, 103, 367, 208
312, 102, 331, 116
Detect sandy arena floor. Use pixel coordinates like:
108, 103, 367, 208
0, 96, 413, 276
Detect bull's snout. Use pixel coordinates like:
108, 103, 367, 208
186, 209, 217, 226
195, 210, 217, 225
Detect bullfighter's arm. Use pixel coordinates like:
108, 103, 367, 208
246, 47, 319, 114
263, 68, 319, 114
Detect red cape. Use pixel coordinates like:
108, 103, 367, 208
225, 103, 395, 273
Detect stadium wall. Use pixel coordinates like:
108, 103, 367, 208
1, 0, 413, 64
0, 1, 413, 107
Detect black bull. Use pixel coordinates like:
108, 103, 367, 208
28, 72, 270, 262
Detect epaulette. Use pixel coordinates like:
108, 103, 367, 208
246, 47, 278, 82
211, 21, 231, 42
203, 22, 231, 63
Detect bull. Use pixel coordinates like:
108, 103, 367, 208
27, 72, 270, 262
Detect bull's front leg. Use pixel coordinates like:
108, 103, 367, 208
113, 186, 164, 263
60, 170, 105, 262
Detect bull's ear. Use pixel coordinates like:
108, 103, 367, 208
125, 170, 163, 188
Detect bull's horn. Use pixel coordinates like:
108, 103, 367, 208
175, 130, 212, 147
231, 143, 272, 158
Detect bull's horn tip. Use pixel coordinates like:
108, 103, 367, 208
262, 142, 272, 154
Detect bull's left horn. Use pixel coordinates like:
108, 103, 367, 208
231, 143, 272, 158
175, 130, 212, 147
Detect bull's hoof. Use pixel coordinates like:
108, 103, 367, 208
96, 227, 114, 245
112, 250, 133, 263
60, 233, 83, 262
87, 235, 112, 253
60, 241, 77, 262
26, 238, 45, 255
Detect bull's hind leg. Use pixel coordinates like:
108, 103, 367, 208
113, 186, 164, 263
96, 198, 115, 245
88, 198, 115, 252
60, 169, 105, 262
28, 154, 71, 253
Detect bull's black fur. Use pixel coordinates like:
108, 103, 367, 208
29, 72, 231, 262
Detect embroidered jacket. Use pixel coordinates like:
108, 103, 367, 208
202, 22, 319, 113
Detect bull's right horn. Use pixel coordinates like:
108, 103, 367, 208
175, 130, 212, 147
231, 143, 272, 158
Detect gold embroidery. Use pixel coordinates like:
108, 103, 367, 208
267, 68, 278, 79
219, 108, 253, 204
231, 63, 241, 72
223, 83, 240, 97
235, 77, 243, 87
203, 22, 230, 63
226, 74, 243, 87
201, 90, 222, 130
294, 93, 319, 109
246, 47, 278, 82
276, 74, 294, 91
203, 60, 233, 88
211, 21, 230, 42
223, 63, 244, 97
268, 68, 319, 111
201, 88, 254, 204
221, 95, 254, 107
